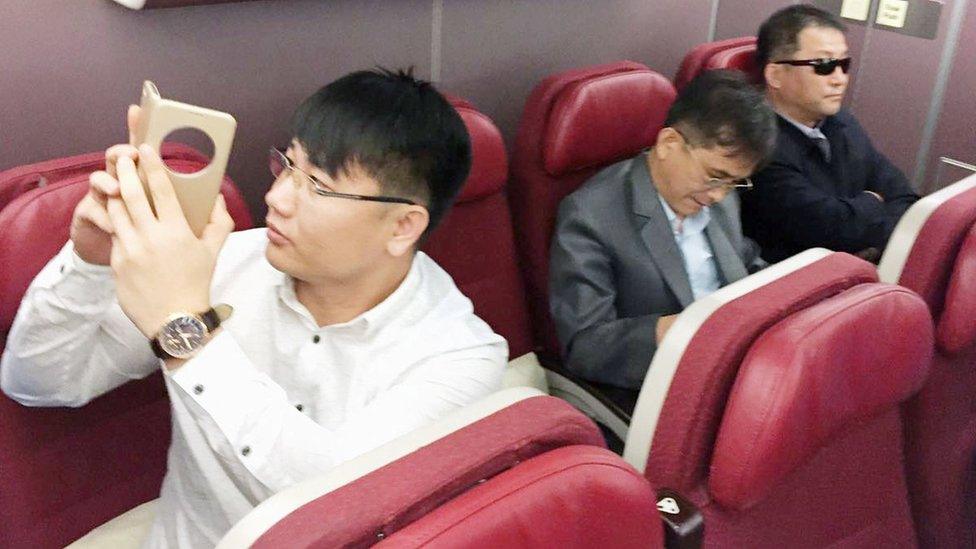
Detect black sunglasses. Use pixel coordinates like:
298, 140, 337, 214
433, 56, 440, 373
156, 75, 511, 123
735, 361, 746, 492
269, 147, 417, 206
771, 57, 852, 76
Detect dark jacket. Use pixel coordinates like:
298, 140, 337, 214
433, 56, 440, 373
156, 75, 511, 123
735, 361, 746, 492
741, 110, 919, 263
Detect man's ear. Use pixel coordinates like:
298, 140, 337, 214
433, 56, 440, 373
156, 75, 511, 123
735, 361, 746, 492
386, 206, 430, 257
655, 127, 683, 160
764, 64, 782, 90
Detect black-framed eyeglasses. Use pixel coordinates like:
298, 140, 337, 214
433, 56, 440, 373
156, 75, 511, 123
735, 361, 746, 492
269, 147, 418, 206
771, 57, 852, 76
671, 130, 754, 191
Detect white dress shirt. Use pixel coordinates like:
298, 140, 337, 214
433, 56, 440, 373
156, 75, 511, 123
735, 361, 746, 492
657, 195, 721, 300
1, 229, 508, 548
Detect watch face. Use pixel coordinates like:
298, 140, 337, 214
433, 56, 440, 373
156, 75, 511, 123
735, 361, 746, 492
158, 315, 208, 359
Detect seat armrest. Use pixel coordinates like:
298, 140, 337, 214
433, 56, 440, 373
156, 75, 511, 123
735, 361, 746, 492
656, 488, 704, 549
537, 353, 636, 418
542, 363, 633, 441
503, 352, 550, 392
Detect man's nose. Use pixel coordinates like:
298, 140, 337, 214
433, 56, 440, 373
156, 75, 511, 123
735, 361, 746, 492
706, 186, 728, 204
829, 66, 848, 86
265, 172, 297, 214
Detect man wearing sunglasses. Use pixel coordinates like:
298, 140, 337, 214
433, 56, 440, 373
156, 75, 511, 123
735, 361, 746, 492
549, 71, 775, 394
2, 69, 507, 547
742, 4, 919, 263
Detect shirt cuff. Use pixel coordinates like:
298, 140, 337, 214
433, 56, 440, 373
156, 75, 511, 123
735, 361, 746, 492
167, 331, 289, 466
31, 242, 116, 308
69, 249, 113, 276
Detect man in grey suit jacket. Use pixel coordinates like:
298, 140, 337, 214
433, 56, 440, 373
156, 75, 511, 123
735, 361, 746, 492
550, 71, 777, 390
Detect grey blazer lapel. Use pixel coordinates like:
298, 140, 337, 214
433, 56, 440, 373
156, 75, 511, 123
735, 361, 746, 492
629, 155, 695, 307
705, 221, 748, 284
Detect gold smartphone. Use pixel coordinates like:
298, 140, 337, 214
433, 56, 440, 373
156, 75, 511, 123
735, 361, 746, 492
131, 81, 237, 236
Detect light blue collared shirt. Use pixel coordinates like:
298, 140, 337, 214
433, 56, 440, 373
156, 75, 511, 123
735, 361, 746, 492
657, 195, 721, 301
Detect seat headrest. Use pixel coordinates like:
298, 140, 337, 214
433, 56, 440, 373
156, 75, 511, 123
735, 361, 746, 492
937, 222, 976, 355
0, 181, 87, 344
704, 44, 760, 83
0, 143, 215, 212
674, 37, 756, 90
0, 159, 250, 347
709, 284, 932, 511
451, 98, 507, 203
542, 68, 675, 177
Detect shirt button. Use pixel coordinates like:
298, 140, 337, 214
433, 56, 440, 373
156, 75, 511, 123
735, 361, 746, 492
193, 384, 204, 395
295, 403, 304, 412
312, 335, 321, 343
241, 446, 251, 456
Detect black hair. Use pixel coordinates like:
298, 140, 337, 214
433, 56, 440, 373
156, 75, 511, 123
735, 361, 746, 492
291, 67, 471, 235
756, 4, 847, 69
664, 69, 778, 165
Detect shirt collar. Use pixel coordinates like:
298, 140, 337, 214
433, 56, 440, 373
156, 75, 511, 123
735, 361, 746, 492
358, 253, 423, 328
274, 253, 424, 333
657, 194, 710, 236
778, 111, 827, 140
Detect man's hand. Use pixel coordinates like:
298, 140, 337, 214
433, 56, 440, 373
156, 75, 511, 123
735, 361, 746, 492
853, 247, 881, 264
69, 106, 143, 265
864, 190, 884, 203
656, 314, 679, 344
106, 145, 234, 338
70, 170, 121, 265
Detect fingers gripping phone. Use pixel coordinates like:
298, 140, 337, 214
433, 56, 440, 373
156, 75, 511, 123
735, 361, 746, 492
132, 81, 237, 236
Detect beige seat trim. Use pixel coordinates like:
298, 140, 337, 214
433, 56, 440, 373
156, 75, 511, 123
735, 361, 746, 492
878, 173, 976, 283
216, 386, 545, 548
503, 352, 549, 393
545, 369, 629, 441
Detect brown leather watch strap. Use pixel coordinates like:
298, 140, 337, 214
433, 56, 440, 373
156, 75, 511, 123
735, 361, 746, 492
150, 337, 168, 360
198, 307, 221, 332
150, 305, 231, 360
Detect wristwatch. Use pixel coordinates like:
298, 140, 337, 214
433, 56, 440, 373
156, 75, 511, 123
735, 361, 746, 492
150, 304, 233, 360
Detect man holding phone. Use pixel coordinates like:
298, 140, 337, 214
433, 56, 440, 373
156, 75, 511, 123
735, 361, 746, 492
1, 69, 507, 547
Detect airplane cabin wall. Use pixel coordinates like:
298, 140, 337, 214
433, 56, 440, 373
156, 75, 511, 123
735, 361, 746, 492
437, 0, 713, 145
850, 0, 968, 193
714, 0, 790, 38
925, 1, 976, 192
2, 0, 713, 221
0, 0, 433, 220
1, 0, 972, 220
